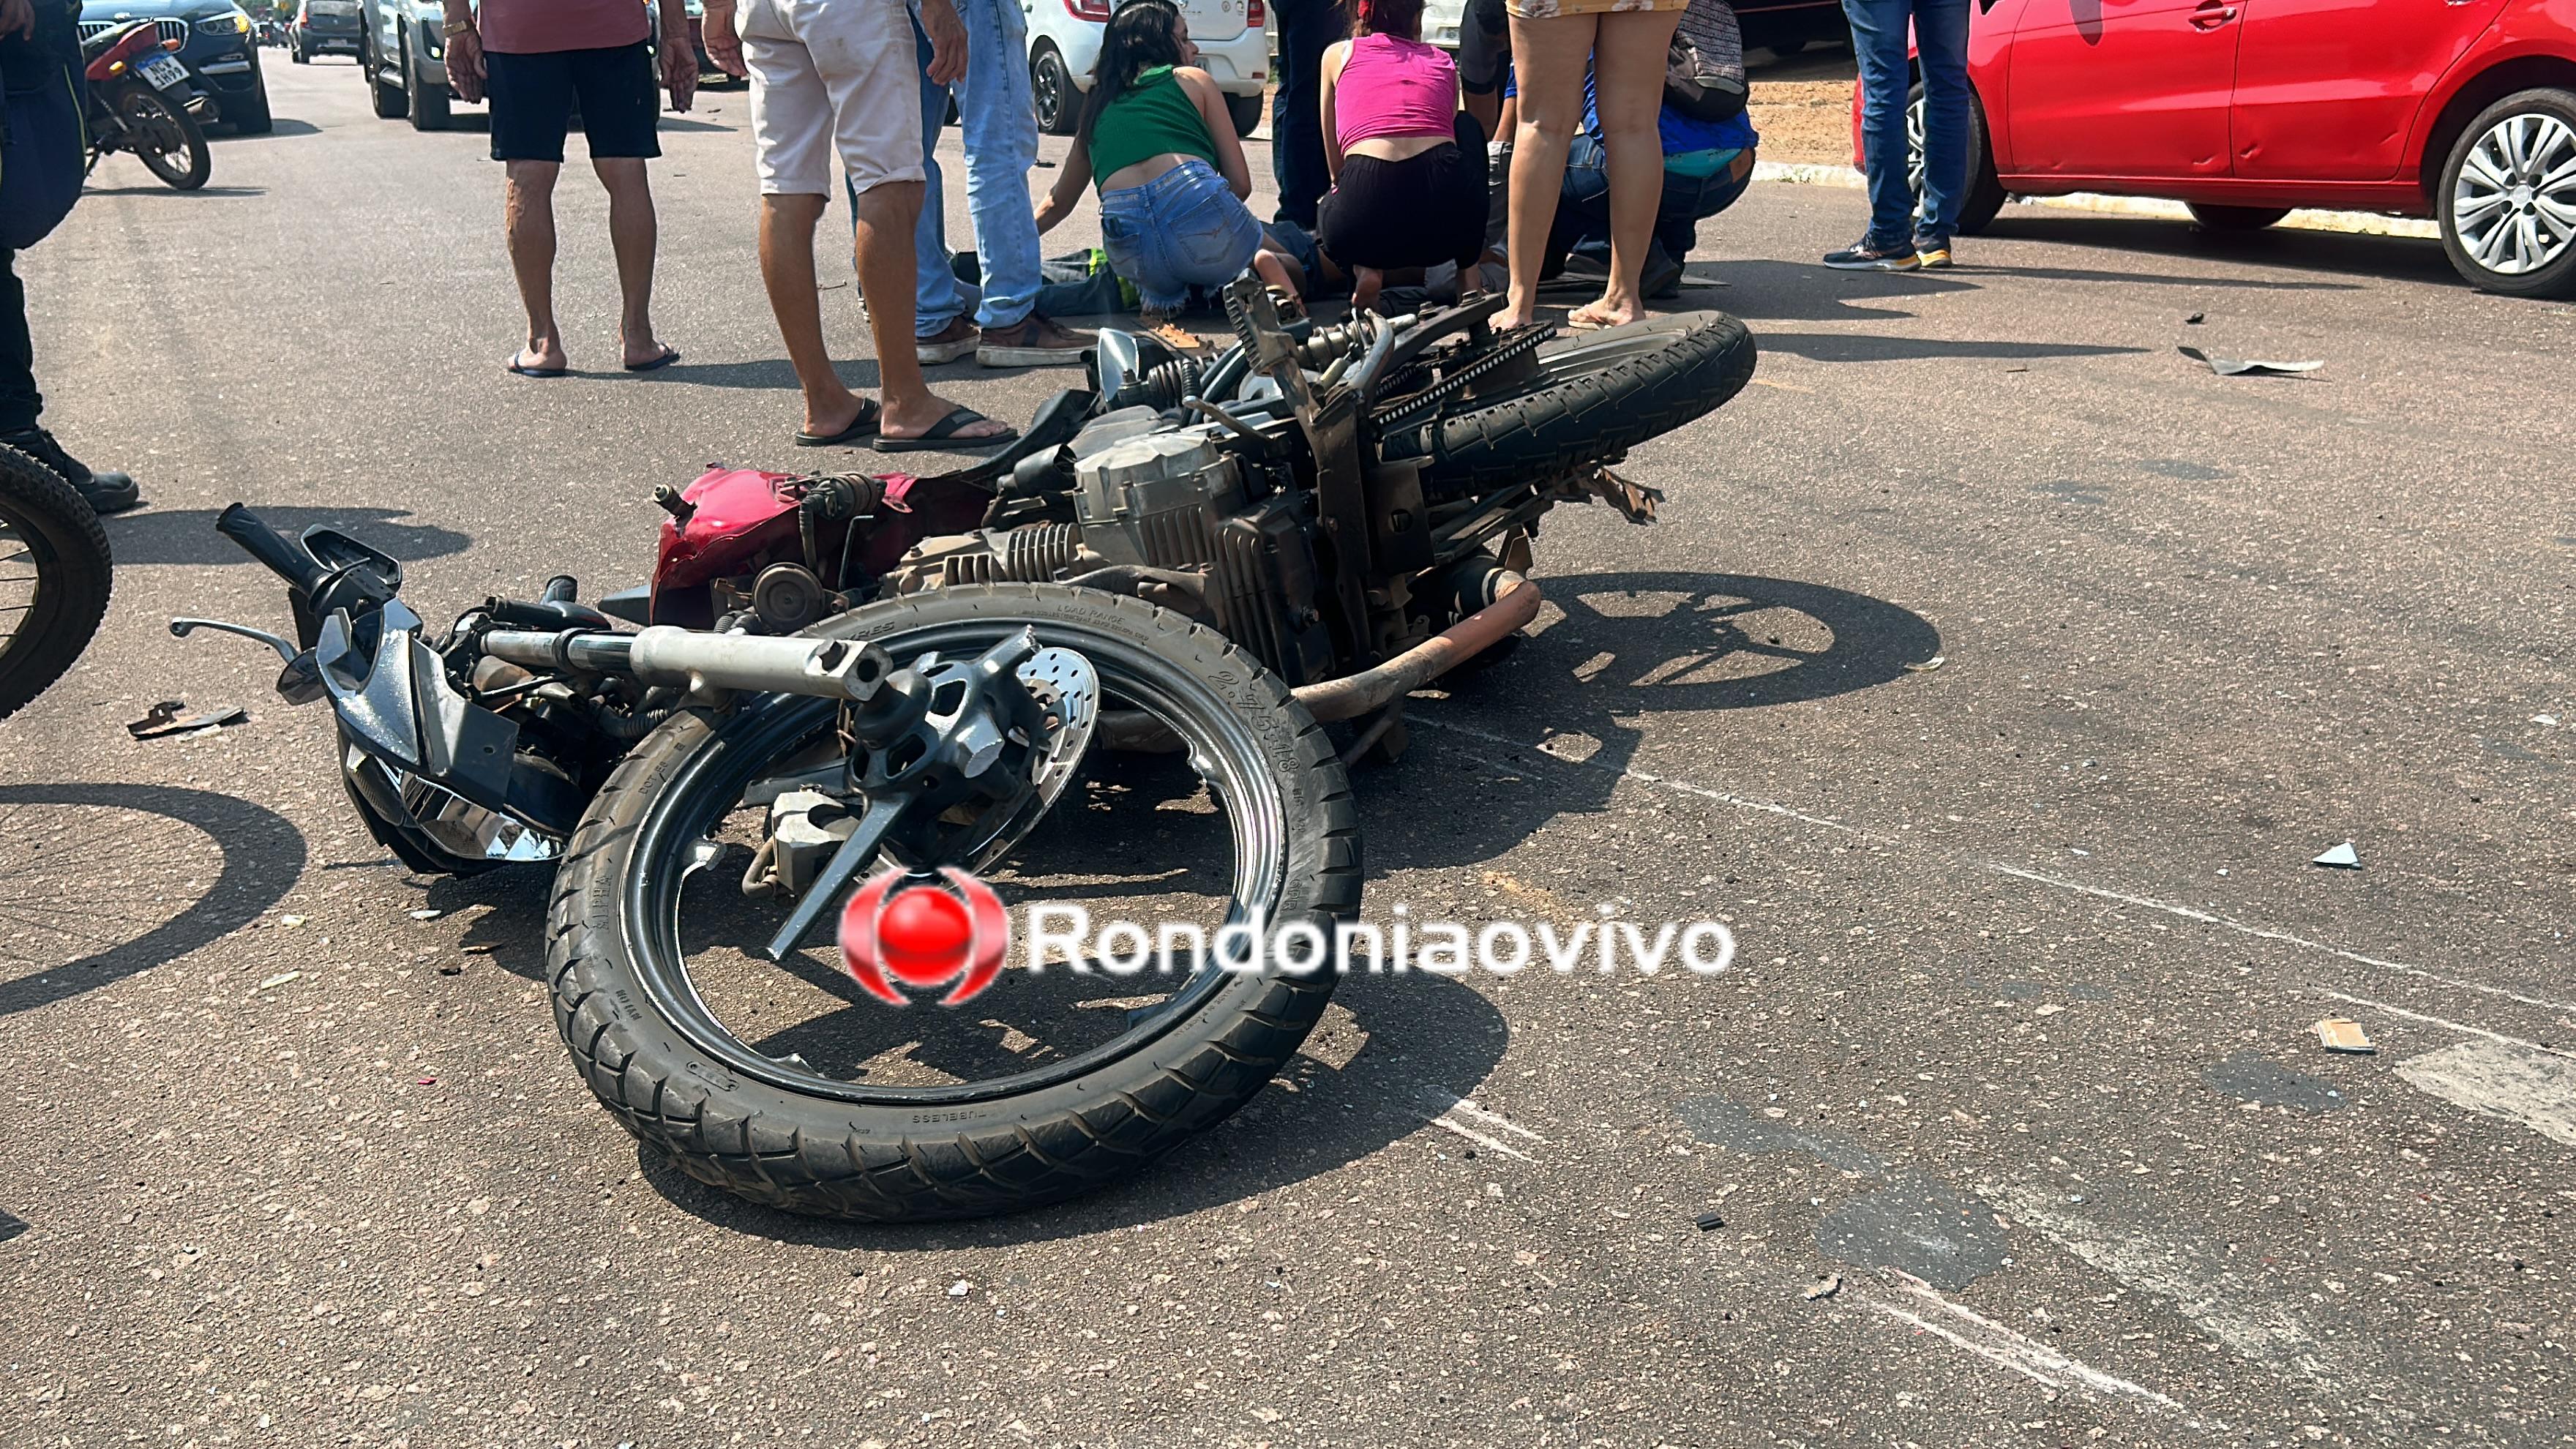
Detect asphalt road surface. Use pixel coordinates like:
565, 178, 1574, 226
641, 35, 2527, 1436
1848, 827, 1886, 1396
7, 58, 2575, 1449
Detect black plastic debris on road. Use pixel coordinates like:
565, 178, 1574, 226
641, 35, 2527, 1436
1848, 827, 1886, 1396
1694, 1211, 1725, 1232
0, 1206, 27, 1245
128, 700, 248, 740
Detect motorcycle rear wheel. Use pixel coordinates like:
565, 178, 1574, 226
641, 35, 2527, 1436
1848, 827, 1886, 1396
545, 583, 1361, 1221
0, 445, 112, 720
1380, 311, 1758, 498
117, 88, 211, 191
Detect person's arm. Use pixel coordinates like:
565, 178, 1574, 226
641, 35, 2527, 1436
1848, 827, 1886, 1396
1036, 140, 1093, 234
1178, 67, 1252, 199
0, 0, 33, 41
701, 0, 746, 77
1320, 41, 1347, 180
441, 0, 483, 104
658, 0, 697, 112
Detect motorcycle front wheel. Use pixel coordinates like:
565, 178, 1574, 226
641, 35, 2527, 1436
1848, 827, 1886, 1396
545, 583, 1361, 1221
0, 445, 112, 720
114, 86, 211, 191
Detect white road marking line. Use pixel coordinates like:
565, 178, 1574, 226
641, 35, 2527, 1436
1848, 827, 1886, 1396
1989, 864, 2576, 1015
2395, 1041, 2576, 1147
2310, 989, 2571, 1057
1442, 1096, 1545, 1142
1419, 1112, 1532, 1161
1868, 1274, 2187, 1415
1410, 1088, 1543, 1159
1416, 719, 1871, 837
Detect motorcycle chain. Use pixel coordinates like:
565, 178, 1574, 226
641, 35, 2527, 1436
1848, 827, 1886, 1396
1368, 323, 1554, 431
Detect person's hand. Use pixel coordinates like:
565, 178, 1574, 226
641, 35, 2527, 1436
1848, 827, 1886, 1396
0, 0, 36, 40
659, 24, 698, 112
701, 0, 746, 79
446, 23, 486, 105
921, 0, 967, 88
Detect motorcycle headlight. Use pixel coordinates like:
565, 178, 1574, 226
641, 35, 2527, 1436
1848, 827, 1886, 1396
198, 10, 253, 34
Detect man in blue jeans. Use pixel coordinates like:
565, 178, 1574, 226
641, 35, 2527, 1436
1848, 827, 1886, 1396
1826, 0, 1968, 271
903, 0, 1092, 367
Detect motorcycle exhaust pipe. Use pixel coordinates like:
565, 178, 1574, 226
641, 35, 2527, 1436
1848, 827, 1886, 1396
478, 626, 894, 703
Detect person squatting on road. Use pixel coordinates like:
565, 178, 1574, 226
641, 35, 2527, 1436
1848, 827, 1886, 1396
901, 0, 1095, 368
1034, 0, 1262, 326
442, 0, 695, 377
1497, 0, 1686, 330
702, 0, 1016, 452
0, 0, 138, 513
1314, 0, 1486, 314
1832, 0, 1967, 270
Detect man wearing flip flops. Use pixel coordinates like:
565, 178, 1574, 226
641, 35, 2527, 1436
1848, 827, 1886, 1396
702, 0, 1016, 452
443, 0, 697, 377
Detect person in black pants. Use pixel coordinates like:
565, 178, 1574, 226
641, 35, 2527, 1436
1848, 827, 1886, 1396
1268, 0, 1344, 228
1, 0, 138, 513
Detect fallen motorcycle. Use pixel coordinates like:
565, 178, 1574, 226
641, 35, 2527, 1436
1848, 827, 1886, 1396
80, 19, 214, 192
181, 282, 1756, 1219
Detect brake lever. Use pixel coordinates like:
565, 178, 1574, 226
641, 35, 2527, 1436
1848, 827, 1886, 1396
171, 617, 298, 664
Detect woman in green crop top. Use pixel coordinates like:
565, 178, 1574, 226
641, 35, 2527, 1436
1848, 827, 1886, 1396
1034, 0, 1262, 323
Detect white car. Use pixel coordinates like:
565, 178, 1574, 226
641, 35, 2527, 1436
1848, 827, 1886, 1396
1025, 0, 1269, 138
1420, 0, 1464, 50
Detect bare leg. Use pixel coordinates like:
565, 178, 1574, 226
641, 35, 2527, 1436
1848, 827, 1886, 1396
1570, 8, 1686, 330
594, 157, 669, 367
1501, 12, 1597, 328
850, 179, 1008, 441
503, 160, 568, 370
758, 191, 868, 436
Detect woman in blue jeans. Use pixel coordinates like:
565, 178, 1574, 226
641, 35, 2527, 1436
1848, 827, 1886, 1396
1035, 0, 1262, 323
1829, 0, 1970, 271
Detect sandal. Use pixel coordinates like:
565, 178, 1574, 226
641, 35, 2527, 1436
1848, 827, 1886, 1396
794, 397, 883, 447
872, 405, 1017, 454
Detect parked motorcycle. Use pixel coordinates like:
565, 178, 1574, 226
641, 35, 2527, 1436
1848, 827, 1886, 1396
181, 282, 1756, 1219
80, 20, 212, 192
0, 445, 113, 720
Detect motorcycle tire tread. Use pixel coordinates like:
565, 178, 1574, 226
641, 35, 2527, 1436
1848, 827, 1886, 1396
1382, 312, 1757, 497
0, 444, 113, 721
543, 583, 1360, 1221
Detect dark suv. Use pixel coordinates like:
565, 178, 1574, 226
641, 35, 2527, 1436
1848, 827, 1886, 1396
78, 0, 272, 132
288, 0, 362, 64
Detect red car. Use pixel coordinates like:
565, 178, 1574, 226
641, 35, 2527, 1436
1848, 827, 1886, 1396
1851, 0, 2576, 296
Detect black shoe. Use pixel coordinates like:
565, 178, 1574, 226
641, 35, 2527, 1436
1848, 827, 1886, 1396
1, 428, 139, 514
1821, 236, 1922, 272
1641, 242, 1685, 299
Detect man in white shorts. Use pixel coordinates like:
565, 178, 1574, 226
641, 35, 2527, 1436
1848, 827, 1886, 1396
703, 0, 1015, 451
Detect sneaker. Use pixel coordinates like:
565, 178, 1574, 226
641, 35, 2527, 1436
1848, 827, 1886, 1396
915, 316, 979, 366
2, 427, 138, 514
1821, 236, 1921, 272
1913, 237, 1955, 269
976, 312, 1095, 367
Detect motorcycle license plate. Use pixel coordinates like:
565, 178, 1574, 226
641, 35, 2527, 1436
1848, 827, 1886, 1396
140, 56, 189, 91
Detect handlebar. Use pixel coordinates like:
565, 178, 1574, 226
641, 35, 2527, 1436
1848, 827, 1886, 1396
217, 503, 330, 596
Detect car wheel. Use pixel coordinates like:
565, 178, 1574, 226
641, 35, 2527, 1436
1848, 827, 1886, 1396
1906, 81, 2006, 237
2187, 203, 2291, 231
2438, 87, 2576, 300
1033, 43, 1077, 138
405, 36, 449, 130
1227, 91, 1262, 139
229, 75, 274, 134
370, 43, 406, 118
290, 40, 307, 63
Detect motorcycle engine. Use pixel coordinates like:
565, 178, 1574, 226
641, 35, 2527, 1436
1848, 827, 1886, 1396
888, 415, 1336, 686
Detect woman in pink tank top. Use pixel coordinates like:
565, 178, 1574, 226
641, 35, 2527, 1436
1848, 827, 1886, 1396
1315, 0, 1489, 311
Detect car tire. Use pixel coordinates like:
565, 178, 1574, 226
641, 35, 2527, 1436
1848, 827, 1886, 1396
2438, 87, 2576, 300
229, 76, 274, 134
1227, 91, 1262, 139
370, 47, 406, 118
2187, 203, 2290, 231
1906, 81, 2007, 237
290, 41, 307, 63
404, 36, 448, 130
1032, 43, 1077, 137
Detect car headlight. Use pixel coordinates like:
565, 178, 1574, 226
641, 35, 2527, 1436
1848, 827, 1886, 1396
198, 9, 253, 34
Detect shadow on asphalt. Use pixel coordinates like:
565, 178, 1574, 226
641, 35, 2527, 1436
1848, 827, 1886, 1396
211, 118, 323, 139
1982, 211, 2459, 288
661, 356, 883, 392
1690, 258, 1978, 320
104, 506, 470, 567
0, 782, 306, 1016
1756, 332, 2148, 363
80, 184, 267, 198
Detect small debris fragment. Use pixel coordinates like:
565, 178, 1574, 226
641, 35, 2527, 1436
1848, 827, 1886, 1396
1803, 1273, 1843, 1301
2003, 364, 2029, 374
2534, 714, 2560, 727
1694, 1211, 1725, 1232
128, 700, 248, 740
2315, 1018, 2376, 1055
408, 908, 443, 921
255, 970, 301, 991
1903, 655, 1946, 673
2179, 345, 2322, 377
2184, 311, 2206, 325
2312, 841, 2362, 869
277, 914, 306, 928
416, 1076, 437, 1085
435, 961, 463, 976
948, 1280, 973, 1298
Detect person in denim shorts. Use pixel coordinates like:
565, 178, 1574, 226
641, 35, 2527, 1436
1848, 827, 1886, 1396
1034, 0, 1259, 322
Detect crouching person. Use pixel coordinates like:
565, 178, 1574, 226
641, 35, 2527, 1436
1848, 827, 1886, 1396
1315, 0, 1486, 312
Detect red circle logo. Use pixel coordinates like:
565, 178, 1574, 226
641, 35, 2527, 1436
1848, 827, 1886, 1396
839, 868, 1011, 1006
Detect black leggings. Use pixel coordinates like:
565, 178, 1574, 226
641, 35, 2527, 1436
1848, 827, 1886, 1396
1317, 112, 1490, 272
